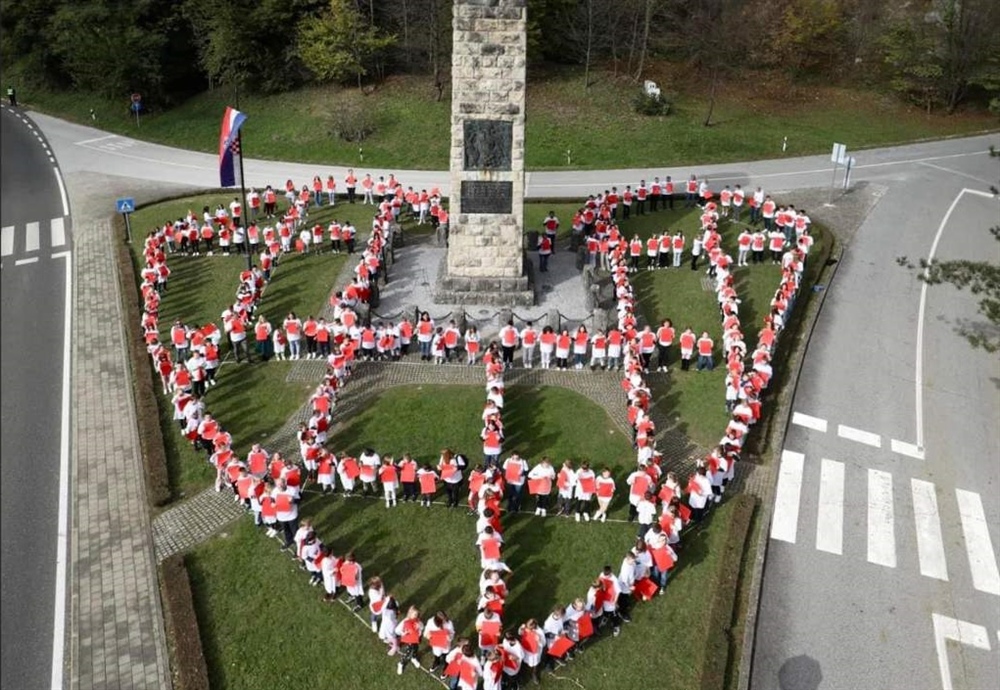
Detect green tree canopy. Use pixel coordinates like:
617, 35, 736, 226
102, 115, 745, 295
297, 0, 395, 87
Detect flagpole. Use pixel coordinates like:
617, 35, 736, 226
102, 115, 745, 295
237, 129, 252, 270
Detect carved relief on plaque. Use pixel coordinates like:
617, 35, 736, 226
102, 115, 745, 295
463, 119, 513, 171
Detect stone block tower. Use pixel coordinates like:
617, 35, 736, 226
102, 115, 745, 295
435, 0, 534, 306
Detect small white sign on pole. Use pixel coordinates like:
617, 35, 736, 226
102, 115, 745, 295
831, 142, 847, 165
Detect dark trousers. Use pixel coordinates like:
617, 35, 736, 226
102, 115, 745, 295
657, 344, 670, 368
506, 483, 524, 512
650, 194, 659, 211
444, 482, 462, 507
281, 517, 299, 547
402, 481, 418, 501
502, 345, 515, 366
691, 254, 700, 270
347, 187, 356, 203
623, 204, 631, 220
539, 252, 550, 272
636, 199, 646, 215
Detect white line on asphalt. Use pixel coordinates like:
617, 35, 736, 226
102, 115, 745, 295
911, 479, 948, 581
15, 257, 38, 266
770, 450, 805, 544
919, 161, 994, 185
867, 469, 896, 568
838, 424, 882, 448
74, 134, 117, 146
914, 187, 995, 453
815, 458, 844, 555
956, 489, 1000, 596
1, 225, 12, 256
891, 439, 925, 460
53, 166, 70, 217
25, 221, 40, 251
51, 251, 71, 260
51, 217, 66, 248
51, 250, 72, 690
792, 411, 828, 433
932, 613, 991, 690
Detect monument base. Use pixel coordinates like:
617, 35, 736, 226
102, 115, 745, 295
435, 256, 535, 307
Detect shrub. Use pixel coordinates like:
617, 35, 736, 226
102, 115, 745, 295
633, 89, 672, 117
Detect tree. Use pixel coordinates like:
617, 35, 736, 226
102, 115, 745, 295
298, 0, 395, 88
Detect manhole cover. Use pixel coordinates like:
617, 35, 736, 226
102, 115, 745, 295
478, 309, 490, 316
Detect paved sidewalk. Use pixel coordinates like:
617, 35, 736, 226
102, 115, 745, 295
65, 174, 191, 690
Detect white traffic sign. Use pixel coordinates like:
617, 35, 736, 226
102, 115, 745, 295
831, 143, 847, 165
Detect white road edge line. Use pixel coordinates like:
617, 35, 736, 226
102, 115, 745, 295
915, 187, 996, 453
53, 167, 70, 217
73, 134, 117, 146
51, 218, 66, 248
51, 251, 71, 260
932, 613, 991, 690
770, 450, 805, 544
792, 411, 827, 433
891, 439, 925, 460
15, 257, 39, 265
837, 424, 882, 448
51, 249, 72, 690
955, 489, 1000, 596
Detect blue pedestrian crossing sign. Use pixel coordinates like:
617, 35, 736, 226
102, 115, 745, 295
116, 197, 135, 214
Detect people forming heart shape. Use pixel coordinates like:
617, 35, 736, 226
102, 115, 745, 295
137, 176, 806, 688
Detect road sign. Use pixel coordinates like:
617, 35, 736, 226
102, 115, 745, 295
131, 93, 142, 103
116, 198, 135, 214
830, 142, 847, 165
130, 101, 141, 113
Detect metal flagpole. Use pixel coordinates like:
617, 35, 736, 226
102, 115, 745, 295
237, 129, 252, 270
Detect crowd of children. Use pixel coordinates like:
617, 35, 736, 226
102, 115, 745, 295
141, 171, 808, 688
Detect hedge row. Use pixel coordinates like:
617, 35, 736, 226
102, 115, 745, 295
160, 555, 211, 690
114, 215, 171, 507
700, 493, 757, 690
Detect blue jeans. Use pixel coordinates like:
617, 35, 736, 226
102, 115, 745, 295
696, 354, 714, 371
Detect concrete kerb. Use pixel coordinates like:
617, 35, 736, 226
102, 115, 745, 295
736, 237, 848, 690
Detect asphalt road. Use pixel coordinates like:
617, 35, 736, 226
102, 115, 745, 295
22, 110, 1000, 690
754, 153, 1000, 690
0, 107, 72, 690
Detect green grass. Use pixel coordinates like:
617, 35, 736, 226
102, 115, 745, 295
187, 386, 747, 690
24, 68, 996, 170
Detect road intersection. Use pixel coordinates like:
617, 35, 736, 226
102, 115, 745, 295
9, 108, 998, 689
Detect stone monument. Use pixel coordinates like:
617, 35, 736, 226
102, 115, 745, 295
435, 0, 535, 306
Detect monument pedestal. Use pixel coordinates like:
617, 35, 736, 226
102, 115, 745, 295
436, 257, 535, 306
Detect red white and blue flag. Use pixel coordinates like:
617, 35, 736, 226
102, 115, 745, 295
218, 106, 248, 188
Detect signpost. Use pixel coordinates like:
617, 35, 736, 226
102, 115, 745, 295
130, 93, 142, 128
829, 142, 848, 202
116, 197, 135, 243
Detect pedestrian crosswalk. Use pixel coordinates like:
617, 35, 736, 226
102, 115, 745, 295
771, 450, 1000, 596
1, 217, 68, 261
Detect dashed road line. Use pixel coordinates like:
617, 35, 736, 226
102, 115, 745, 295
956, 489, 1000, 597
15, 257, 39, 266
792, 411, 828, 432
25, 221, 39, 252
911, 478, 948, 581
866, 468, 896, 568
770, 450, 805, 544
815, 458, 844, 555
838, 424, 882, 448
1, 225, 12, 256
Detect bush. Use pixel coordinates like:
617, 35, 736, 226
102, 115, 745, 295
160, 555, 210, 690
633, 89, 673, 117
326, 101, 376, 142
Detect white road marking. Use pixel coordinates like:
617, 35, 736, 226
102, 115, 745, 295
815, 458, 844, 555
53, 166, 70, 217
50, 217, 66, 248
956, 489, 1000, 596
914, 187, 995, 452
15, 257, 38, 266
792, 411, 827, 433
1, 225, 13, 256
867, 469, 896, 568
51, 251, 71, 260
891, 439, 925, 460
51, 250, 72, 690
932, 613, 991, 690
911, 479, 948, 581
919, 161, 994, 185
770, 450, 805, 544
74, 134, 117, 146
838, 424, 882, 448
25, 221, 39, 251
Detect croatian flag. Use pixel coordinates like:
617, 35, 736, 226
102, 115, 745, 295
218, 106, 248, 188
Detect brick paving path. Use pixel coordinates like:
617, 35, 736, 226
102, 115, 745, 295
70, 215, 170, 690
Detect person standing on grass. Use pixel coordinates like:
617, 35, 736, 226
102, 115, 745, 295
528, 456, 556, 516
502, 453, 528, 514
272, 477, 299, 551
573, 461, 597, 522
425, 612, 456, 674
395, 606, 424, 674
696, 331, 715, 371
438, 449, 466, 508
418, 463, 439, 508
592, 467, 615, 523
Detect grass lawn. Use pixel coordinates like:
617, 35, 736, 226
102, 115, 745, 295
187, 385, 747, 690
24, 67, 996, 170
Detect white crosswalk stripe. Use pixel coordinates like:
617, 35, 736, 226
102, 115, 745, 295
956, 489, 1000, 596
0, 218, 68, 260
771, 450, 999, 596
770, 450, 805, 543
867, 469, 896, 568
911, 478, 948, 581
1, 226, 13, 257
25, 221, 39, 252
815, 459, 844, 555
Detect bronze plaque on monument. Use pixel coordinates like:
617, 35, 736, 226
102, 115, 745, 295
463, 120, 512, 171
461, 181, 513, 214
